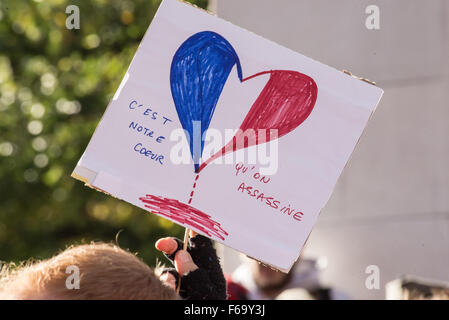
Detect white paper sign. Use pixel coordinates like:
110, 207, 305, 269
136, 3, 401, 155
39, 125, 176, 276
72, 0, 383, 272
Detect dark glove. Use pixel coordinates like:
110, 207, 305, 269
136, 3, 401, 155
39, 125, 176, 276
161, 235, 227, 300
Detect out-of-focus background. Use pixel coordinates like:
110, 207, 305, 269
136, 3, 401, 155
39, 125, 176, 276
0, 0, 448, 299
211, 0, 449, 299
0, 0, 206, 267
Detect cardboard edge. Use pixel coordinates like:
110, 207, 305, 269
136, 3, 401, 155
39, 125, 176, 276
71, 165, 111, 195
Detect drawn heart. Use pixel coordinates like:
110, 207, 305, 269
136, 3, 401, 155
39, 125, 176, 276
170, 31, 318, 173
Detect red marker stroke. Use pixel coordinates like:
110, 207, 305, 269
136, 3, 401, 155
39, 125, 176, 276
139, 194, 228, 241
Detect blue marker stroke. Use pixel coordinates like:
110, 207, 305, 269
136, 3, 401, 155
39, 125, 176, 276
170, 31, 242, 172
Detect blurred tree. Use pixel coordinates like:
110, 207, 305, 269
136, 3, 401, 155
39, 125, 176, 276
0, 0, 208, 265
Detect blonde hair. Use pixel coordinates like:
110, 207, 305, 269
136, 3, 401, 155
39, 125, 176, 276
0, 243, 179, 300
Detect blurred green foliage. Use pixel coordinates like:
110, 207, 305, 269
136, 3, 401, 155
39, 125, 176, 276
0, 0, 208, 264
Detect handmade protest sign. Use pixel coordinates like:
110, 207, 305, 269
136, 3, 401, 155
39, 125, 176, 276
72, 0, 383, 272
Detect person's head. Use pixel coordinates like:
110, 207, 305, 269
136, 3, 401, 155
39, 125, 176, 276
249, 259, 291, 290
0, 242, 179, 300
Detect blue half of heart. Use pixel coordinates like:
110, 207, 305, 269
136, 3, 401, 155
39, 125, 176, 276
170, 31, 243, 172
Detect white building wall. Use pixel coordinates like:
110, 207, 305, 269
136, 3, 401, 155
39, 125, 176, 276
211, 0, 449, 299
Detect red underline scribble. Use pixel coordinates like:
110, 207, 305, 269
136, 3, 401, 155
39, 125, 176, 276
139, 194, 228, 241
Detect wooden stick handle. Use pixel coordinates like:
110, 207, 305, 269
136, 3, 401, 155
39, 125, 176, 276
176, 228, 190, 294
